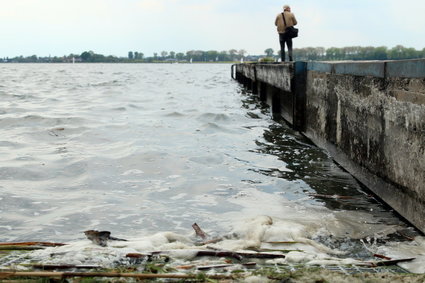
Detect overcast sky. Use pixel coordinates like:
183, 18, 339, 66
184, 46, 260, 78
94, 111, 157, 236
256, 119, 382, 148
1, 0, 424, 58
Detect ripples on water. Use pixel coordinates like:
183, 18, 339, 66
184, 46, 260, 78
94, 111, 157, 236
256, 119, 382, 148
0, 63, 423, 271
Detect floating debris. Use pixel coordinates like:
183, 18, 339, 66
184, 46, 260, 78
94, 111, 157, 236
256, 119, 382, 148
31, 264, 102, 270
0, 271, 234, 281
369, 258, 416, 267
84, 230, 127, 247
0, 221, 422, 282
192, 223, 208, 239
308, 193, 358, 200
0, 242, 65, 251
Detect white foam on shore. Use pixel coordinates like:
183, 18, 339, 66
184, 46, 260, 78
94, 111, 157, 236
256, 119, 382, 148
10, 184, 420, 272
3, 185, 423, 272
20, 212, 425, 273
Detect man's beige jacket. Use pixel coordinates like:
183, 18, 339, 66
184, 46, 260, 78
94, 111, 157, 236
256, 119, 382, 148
275, 11, 297, 34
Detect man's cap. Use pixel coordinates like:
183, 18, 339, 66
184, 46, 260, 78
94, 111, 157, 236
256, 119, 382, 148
283, 5, 290, 10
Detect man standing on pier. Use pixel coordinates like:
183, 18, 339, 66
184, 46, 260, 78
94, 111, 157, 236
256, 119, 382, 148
275, 5, 297, 62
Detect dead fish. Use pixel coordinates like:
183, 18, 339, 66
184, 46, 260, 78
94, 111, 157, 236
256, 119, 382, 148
84, 230, 127, 247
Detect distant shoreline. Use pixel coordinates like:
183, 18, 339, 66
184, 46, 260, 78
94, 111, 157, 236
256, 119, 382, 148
2, 45, 423, 63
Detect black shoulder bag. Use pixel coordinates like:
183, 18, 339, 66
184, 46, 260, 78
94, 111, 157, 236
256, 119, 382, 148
282, 12, 298, 38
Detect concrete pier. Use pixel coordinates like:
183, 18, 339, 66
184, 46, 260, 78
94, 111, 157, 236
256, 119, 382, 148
234, 59, 425, 233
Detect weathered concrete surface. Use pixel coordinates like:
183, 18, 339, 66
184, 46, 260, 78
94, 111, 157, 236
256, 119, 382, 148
236, 63, 257, 81
236, 63, 293, 92
235, 63, 305, 128
387, 59, 425, 78
306, 63, 425, 232
234, 59, 425, 233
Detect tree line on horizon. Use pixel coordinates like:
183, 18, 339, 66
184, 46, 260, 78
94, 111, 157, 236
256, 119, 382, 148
265, 45, 425, 61
2, 45, 424, 63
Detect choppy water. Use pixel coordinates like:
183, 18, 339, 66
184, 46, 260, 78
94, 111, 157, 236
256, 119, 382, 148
0, 63, 424, 272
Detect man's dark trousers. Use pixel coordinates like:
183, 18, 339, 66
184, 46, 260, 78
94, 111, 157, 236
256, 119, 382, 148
279, 33, 293, 62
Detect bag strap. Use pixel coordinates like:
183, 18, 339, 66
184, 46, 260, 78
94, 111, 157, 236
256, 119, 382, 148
281, 12, 287, 27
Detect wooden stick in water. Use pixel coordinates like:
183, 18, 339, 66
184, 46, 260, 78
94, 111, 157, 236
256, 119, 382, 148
32, 264, 102, 270
0, 242, 65, 247
0, 246, 45, 251
370, 257, 415, 267
197, 262, 257, 270
0, 271, 233, 280
373, 253, 392, 260
265, 241, 300, 244
192, 223, 208, 239
308, 193, 357, 200
125, 250, 285, 261
196, 250, 285, 260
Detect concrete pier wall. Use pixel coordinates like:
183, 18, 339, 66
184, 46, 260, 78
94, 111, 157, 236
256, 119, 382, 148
234, 59, 425, 232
